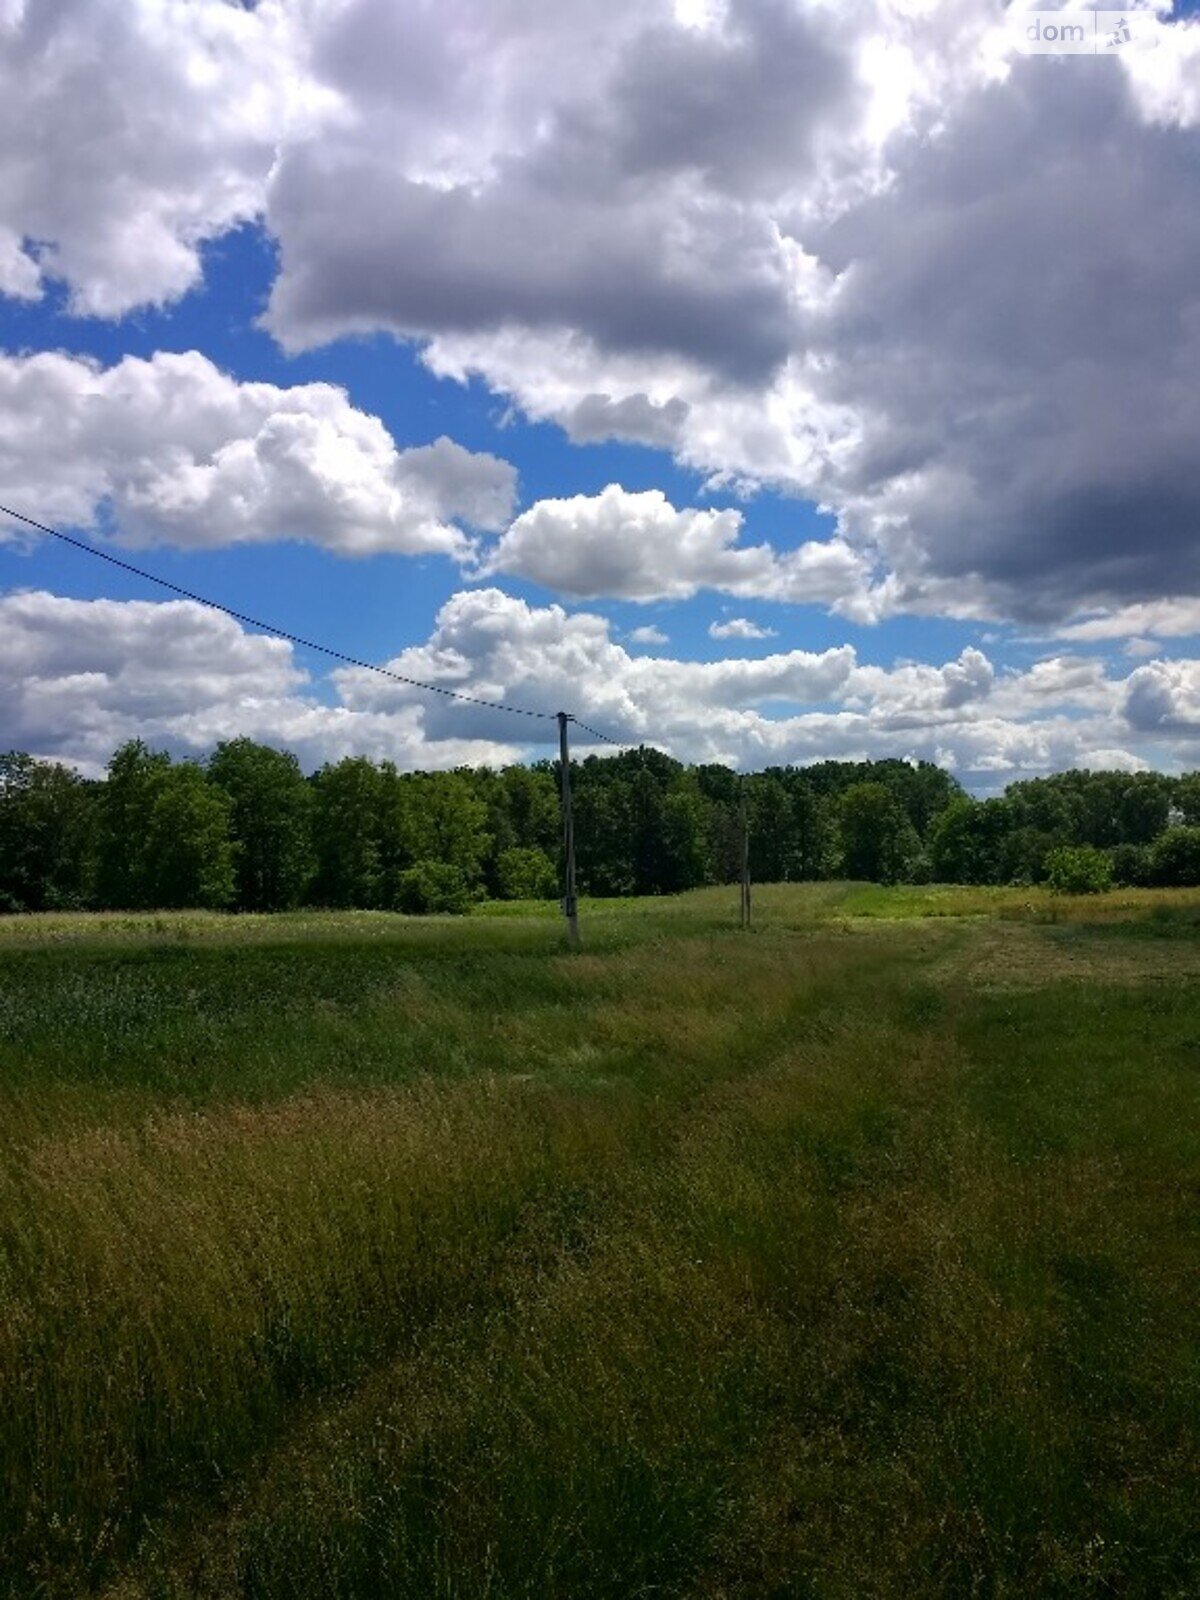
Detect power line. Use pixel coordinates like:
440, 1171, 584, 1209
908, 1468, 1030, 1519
569, 717, 626, 747
1, 501, 679, 947
1, 502, 565, 724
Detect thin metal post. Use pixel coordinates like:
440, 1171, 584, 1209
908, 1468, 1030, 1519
740, 781, 752, 928
557, 711, 580, 947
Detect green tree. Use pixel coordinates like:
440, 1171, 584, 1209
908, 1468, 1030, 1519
836, 782, 919, 884
208, 739, 314, 911
886, 759, 963, 836
659, 776, 713, 892
90, 741, 172, 908
929, 797, 1012, 884
0, 753, 94, 911
469, 765, 558, 896
747, 776, 794, 884
1076, 772, 1125, 848
11, 740, 1190, 912
1108, 842, 1151, 887
694, 763, 742, 883
500, 765, 560, 854
997, 825, 1060, 886
143, 764, 236, 908
1116, 774, 1172, 845
310, 758, 387, 907
1172, 774, 1200, 826
394, 772, 490, 887
572, 756, 636, 896
803, 758, 961, 839
1005, 776, 1077, 842
786, 783, 837, 881
602, 752, 703, 895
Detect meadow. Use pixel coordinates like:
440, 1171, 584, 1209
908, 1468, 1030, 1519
1, 884, 1198, 1598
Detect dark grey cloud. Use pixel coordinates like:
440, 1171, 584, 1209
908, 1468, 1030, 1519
263, 0, 863, 382
266, 155, 795, 380
801, 58, 1200, 618
596, 0, 859, 195
563, 393, 690, 447
280, 5, 1200, 631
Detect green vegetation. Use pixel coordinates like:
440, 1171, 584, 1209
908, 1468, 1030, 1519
2, 886, 1198, 1598
14, 739, 1200, 918
1044, 844, 1114, 895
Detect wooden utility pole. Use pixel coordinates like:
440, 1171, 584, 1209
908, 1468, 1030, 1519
739, 781, 752, 929
557, 711, 580, 947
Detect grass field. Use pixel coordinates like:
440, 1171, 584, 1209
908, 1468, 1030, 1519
2, 884, 1198, 1598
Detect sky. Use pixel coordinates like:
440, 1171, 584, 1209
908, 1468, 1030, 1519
2, 0, 1200, 788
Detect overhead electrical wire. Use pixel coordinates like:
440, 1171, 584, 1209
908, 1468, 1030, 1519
568, 717, 624, 747
0, 502, 628, 741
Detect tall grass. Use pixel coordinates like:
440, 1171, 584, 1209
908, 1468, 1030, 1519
2, 1079, 648, 1591
127, 971, 1200, 1599
1, 889, 1197, 1597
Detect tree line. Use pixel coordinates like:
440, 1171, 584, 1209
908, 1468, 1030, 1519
3, 739, 1200, 913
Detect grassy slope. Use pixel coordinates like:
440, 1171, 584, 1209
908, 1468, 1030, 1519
1, 886, 1197, 1598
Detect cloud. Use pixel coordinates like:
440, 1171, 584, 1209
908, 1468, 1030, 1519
1057, 598, 1200, 644
484, 484, 885, 616
405, 5, 1200, 628
5, 0, 1200, 633
0, 350, 515, 556
1123, 659, 1200, 737
0, 227, 40, 299
710, 617, 775, 640
940, 646, 995, 710
629, 624, 669, 645
838, 648, 1003, 723
333, 586, 858, 751
0, 0, 325, 315
0, 587, 301, 773
331, 587, 1166, 778
9, 584, 1192, 783
0, 589, 522, 776
800, 49, 1200, 624
563, 394, 690, 449
261, 0, 861, 381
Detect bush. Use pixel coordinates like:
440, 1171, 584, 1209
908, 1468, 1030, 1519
1108, 842, 1151, 888
1044, 844, 1113, 895
1147, 826, 1200, 888
495, 847, 559, 901
395, 861, 474, 915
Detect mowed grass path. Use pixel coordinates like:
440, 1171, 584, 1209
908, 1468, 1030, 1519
1, 887, 1198, 1598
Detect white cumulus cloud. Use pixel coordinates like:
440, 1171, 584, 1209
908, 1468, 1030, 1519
484, 484, 886, 616
0, 350, 516, 557
0, 589, 522, 776
8, 585, 1190, 783
710, 618, 776, 640
0, 0, 327, 315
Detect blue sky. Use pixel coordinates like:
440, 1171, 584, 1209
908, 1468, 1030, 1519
2, 1, 1200, 784
3, 224, 984, 673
